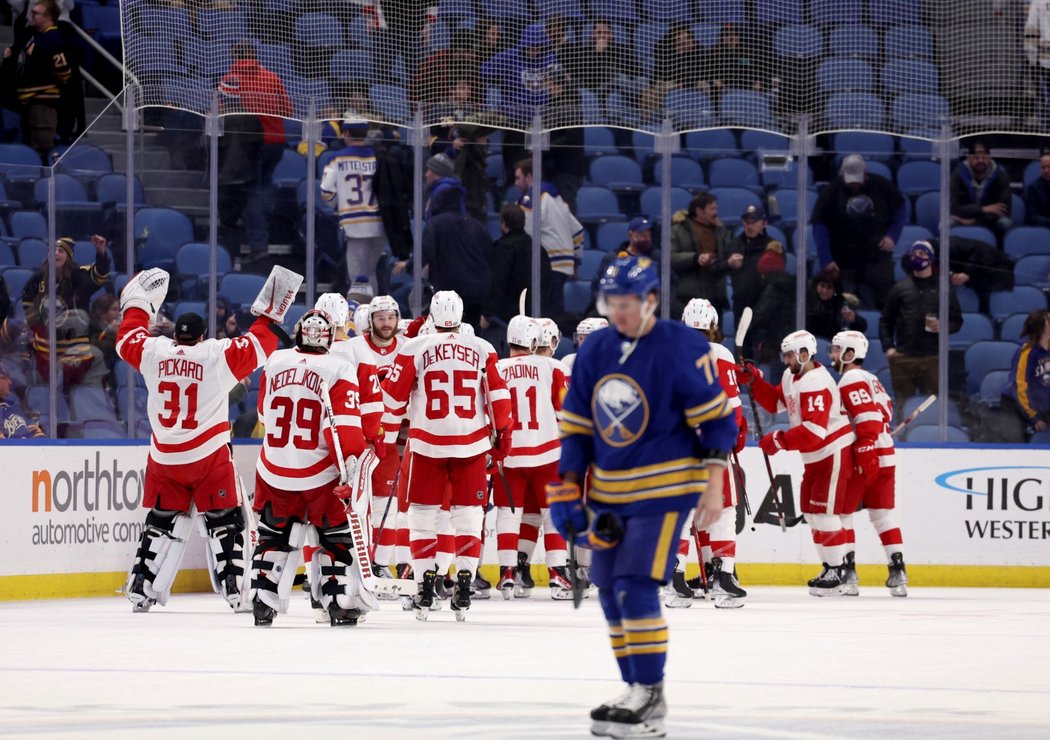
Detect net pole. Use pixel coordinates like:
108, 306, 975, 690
46, 170, 57, 439
529, 113, 545, 318
657, 116, 675, 319
937, 123, 953, 440
411, 107, 424, 318
794, 116, 810, 332
305, 98, 317, 307
124, 85, 137, 436
206, 93, 220, 341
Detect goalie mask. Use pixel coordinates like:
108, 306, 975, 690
295, 309, 335, 353
682, 298, 718, 332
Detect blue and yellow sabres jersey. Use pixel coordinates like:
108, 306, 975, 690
559, 319, 736, 516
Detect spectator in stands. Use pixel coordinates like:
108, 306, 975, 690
0, 362, 44, 438
477, 20, 506, 60
213, 296, 241, 340
812, 154, 906, 310
3, 0, 70, 161
879, 241, 962, 409
708, 23, 773, 100
514, 158, 583, 317
543, 70, 586, 213
430, 121, 495, 223
750, 239, 795, 370
1000, 309, 1050, 442
670, 192, 737, 319
591, 217, 656, 299
950, 140, 1013, 240
653, 22, 705, 90
485, 203, 554, 325
729, 204, 773, 332
1023, 152, 1050, 226
421, 152, 463, 222
410, 27, 480, 106
806, 267, 868, 341
216, 93, 263, 260
21, 235, 111, 388
87, 294, 120, 372
219, 40, 292, 258
568, 19, 635, 102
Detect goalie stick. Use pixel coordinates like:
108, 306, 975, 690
689, 525, 709, 596
890, 394, 937, 438
369, 463, 400, 562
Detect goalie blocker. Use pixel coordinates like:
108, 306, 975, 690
251, 265, 305, 324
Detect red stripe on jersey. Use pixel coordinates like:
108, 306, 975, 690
411, 426, 490, 447
152, 421, 228, 453
260, 447, 335, 478
511, 438, 561, 457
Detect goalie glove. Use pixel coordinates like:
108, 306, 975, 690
250, 265, 305, 324
120, 268, 170, 321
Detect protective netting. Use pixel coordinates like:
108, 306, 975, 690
120, 0, 1050, 138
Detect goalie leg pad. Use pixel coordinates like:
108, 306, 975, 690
249, 506, 308, 614
314, 523, 380, 615
125, 508, 193, 608
198, 507, 248, 610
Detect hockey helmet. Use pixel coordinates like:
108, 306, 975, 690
459, 322, 475, 337
780, 329, 817, 361
353, 304, 370, 336
418, 315, 436, 335
682, 298, 718, 332
574, 317, 608, 346
295, 309, 335, 352
536, 317, 561, 351
831, 330, 868, 362
430, 290, 463, 329
368, 295, 401, 330
315, 292, 349, 329
598, 255, 660, 299
508, 315, 540, 351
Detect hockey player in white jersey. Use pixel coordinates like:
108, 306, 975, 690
494, 316, 571, 599
830, 330, 908, 596
562, 317, 608, 372
117, 266, 301, 613
535, 317, 561, 357
251, 309, 371, 627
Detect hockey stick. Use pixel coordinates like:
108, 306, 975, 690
689, 525, 709, 596
369, 463, 400, 562
889, 394, 937, 439
519, 288, 528, 317
735, 308, 787, 533
481, 370, 515, 513
730, 451, 755, 532
566, 525, 585, 609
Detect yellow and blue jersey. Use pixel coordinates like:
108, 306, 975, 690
559, 319, 736, 515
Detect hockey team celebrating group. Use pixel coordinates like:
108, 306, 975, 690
112, 252, 908, 738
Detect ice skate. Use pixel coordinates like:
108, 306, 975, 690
663, 571, 693, 609
252, 597, 276, 627
328, 603, 362, 627
127, 574, 155, 613
590, 684, 636, 737
310, 596, 328, 623
886, 553, 908, 597
373, 563, 398, 601
600, 682, 667, 737
710, 558, 746, 609
472, 572, 492, 600
450, 570, 473, 622
686, 562, 712, 599
514, 552, 534, 598
808, 563, 846, 597
497, 566, 515, 600
435, 573, 454, 601
413, 570, 438, 621
841, 551, 860, 596
549, 566, 574, 600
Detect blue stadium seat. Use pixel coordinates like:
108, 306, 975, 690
882, 60, 939, 95
896, 160, 939, 196
578, 250, 606, 281
50, 143, 112, 180
740, 130, 791, 154
653, 157, 706, 191
829, 24, 879, 60
1012, 194, 1026, 227
708, 188, 762, 226
584, 127, 618, 158
831, 131, 896, 161
82, 420, 128, 439
4, 267, 33, 303
79, 5, 122, 42
642, 0, 692, 22
639, 186, 692, 220
272, 149, 307, 190
1014, 255, 1050, 289
331, 49, 373, 82
17, 238, 47, 268
295, 13, 343, 47
0, 241, 14, 267
691, 22, 722, 48
702, 0, 746, 24
70, 386, 118, 423
999, 312, 1031, 342
954, 286, 980, 312
282, 303, 310, 334
810, 0, 863, 25
134, 208, 193, 272
0, 143, 43, 182
758, 0, 803, 25
196, 10, 247, 43
979, 370, 1009, 407
951, 312, 995, 349
32, 173, 87, 205
684, 129, 739, 159
1023, 160, 1041, 186
1003, 226, 1050, 257
897, 225, 934, 252
950, 225, 996, 248
28, 386, 72, 429
0, 180, 19, 214
176, 243, 233, 299
899, 131, 938, 159
629, 130, 655, 166
589, 155, 645, 193
33, 174, 103, 238
172, 301, 207, 319
817, 58, 874, 93
857, 309, 881, 338
761, 162, 813, 191
220, 274, 268, 310
868, 0, 923, 26
988, 287, 1047, 320
594, 222, 628, 252
113, 361, 146, 390
826, 93, 885, 129
481, 0, 537, 18
11, 211, 47, 241
885, 24, 934, 60
766, 189, 817, 228
139, 7, 191, 38
892, 94, 950, 130
964, 341, 1018, 393
900, 395, 962, 427
575, 187, 625, 224
285, 77, 331, 118
719, 91, 774, 128
773, 24, 822, 59
563, 280, 591, 315
708, 158, 762, 192
665, 88, 715, 129
914, 191, 942, 235
95, 174, 146, 209
906, 424, 969, 443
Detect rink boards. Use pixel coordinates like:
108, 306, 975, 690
1, 441, 1048, 599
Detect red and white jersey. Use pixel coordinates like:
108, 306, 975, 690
347, 333, 406, 444
329, 336, 384, 443
256, 348, 365, 490
838, 366, 894, 467
382, 331, 512, 458
497, 354, 568, 468
766, 363, 854, 464
562, 353, 576, 374
116, 309, 276, 466
710, 342, 742, 411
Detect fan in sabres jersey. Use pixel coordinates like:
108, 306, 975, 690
546, 255, 736, 738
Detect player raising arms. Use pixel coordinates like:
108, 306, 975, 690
118, 266, 300, 613
382, 291, 513, 621
830, 330, 908, 596
738, 330, 857, 597
548, 256, 735, 738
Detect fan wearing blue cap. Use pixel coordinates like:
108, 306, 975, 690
546, 252, 737, 736
590, 217, 655, 300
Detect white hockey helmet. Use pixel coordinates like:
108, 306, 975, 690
459, 322, 475, 336
574, 317, 608, 345
831, 330, 868, 361
314, 292, 349, 330
682, 298, 718, 331
430, 290, 463, 328
353, 304, 370, 336
397, 318, 411, 335
780, 329, 817, 361
537, 317, 561, 351
295, 309, 335, 352
368, 294, 400, 329
508, 315, 541, 351
417, 315, 436, 335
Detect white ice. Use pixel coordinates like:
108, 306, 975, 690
2, 587, 1049, 739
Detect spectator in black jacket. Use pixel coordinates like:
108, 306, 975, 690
216, 94, 263, 259
806, 268, 867, 341
729, 204, 773, 332
1023, 152, 1050, 226
485, 204, 553, 325
879, 241, 963, 409
950, 140, 1012, 241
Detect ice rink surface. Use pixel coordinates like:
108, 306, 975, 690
2, 586, 1049, 739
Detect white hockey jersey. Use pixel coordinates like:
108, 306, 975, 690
497, 354, 568, 468
329, 336, 384, 442
256, 348, 365, 490
116, 310, 276, 466
382, 331, 512, 458
346, 333, 405, 445
838, 366, 894, 467
755, 363, 855, 464
320, 144, 384, 239
519, 188, 584, 276
711, 342, 743, 411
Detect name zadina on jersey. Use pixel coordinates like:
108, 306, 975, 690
838, 366, 895, 466
319, 145, 383, 239
497, 354, 568, 468
256, 348, 364, 490
775, 364, 855, 464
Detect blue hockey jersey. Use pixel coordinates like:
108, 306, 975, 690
559, 320, 736, 515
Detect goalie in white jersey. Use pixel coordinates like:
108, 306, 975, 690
116, 266, 299, 613
251, 309, 371, 627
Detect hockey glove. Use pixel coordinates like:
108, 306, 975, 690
333, 483, 352, 501
368, 435, 387, 460
734, 415, 748, 453
491, 427, 513, 461
587, 510, 624, 550
546, 481, 587, 541
853, 438, 878, 478
759, 430, 785, 456
736, 360, 763, 387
